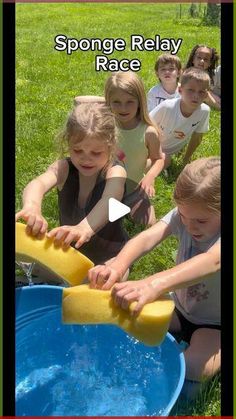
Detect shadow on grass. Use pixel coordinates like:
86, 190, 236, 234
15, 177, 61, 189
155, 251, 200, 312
171, 373, 221, 416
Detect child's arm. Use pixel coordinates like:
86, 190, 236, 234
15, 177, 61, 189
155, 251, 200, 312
15, 160, 68, 235
112, 240, 220, 315
204, 91, 221, 111
47, 164, 127, 248
140, 126, 165, 197
88, 220, 171, 289
182, 132, 203, 165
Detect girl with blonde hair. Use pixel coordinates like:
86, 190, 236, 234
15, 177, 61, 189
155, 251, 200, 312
16, 102, 128, 264
105, 71, 164, 225
89, 157, 221, 395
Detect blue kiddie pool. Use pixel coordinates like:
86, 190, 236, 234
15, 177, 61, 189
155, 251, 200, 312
16, 285, 185, 416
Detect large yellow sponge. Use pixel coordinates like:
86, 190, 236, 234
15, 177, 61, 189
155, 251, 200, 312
63, 284, 175, 346
15, 222, 94, 286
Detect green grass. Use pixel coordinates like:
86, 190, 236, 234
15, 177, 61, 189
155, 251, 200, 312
16, 3, 220, 415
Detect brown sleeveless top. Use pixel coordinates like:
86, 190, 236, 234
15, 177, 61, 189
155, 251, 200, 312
58, 158, 129, 264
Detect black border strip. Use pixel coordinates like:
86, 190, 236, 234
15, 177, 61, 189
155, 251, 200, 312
3, 2, 15, 416
221, 2, 233, 416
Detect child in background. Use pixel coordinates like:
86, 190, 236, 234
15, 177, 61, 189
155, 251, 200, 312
16, 102, 128, 265
212, 64, 221, 98
105, 71, 164, 225
147, 53, 182, 112
89, 157, 221, 396
150, 67, 210, 169
185, 44, 220, 110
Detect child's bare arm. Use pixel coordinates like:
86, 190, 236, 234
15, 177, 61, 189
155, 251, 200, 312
183, 132, 203, 165
88, 220, 171, 289
15, 160, 68, 235
204, 91, 221, 110
112, 240, 220, 315
140, 126, 165, 197
48, 164, 127, 248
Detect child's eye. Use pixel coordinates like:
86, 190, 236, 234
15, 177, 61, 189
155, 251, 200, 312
196, 55, 210, 63
91, 151, 102, 156
73, 149, 82, 154
197, 219, 207, 224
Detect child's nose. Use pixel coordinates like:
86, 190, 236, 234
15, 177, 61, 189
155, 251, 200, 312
192, 91, 199, 100
187, 220, 198, 231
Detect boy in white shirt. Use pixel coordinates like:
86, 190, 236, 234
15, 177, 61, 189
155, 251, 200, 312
147, 54, 182, 112
150, 67, 210, 169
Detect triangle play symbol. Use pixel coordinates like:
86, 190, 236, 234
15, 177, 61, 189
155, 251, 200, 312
108, 198, 130, 222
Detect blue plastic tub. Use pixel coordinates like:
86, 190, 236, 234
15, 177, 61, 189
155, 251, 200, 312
16, 285, 185, 416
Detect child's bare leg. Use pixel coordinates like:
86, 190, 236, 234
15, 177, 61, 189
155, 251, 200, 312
184, 328, 221, 382
163, 154, 172, 169
147, 205, 156, 226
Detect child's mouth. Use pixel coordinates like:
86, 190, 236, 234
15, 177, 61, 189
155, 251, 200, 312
192, 234, 203, 240
80, 165, 94, 170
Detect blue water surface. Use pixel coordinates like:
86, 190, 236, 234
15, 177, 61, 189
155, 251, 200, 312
16, 286, 185, 416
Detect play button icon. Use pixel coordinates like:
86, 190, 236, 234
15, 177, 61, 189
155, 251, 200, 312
108, 198, 130, 222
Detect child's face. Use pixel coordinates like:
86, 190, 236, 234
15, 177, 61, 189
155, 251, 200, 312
179, 79, 208, 111
109, 88, 139, 129
69, 136, 109, 176
178, 203, 220, 242
156, 63, 179, 84
192, 47, 212, 71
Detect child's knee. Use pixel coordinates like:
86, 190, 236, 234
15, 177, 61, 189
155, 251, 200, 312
184, 328, 221, 381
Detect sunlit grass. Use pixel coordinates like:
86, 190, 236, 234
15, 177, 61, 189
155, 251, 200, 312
16, 4, 220, 414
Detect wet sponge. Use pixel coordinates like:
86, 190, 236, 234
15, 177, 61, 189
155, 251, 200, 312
62, 284, 175, 346
15, 222, 94, 286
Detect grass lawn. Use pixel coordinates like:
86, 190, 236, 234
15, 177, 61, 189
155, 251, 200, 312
16, 3, 220, 415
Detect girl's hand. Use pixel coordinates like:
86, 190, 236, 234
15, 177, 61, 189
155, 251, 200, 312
15, 207, 48, 236
47, 223, 93, 248
139, 178, 155, 198
88, 265, 122, 290
111, 280, 160, 316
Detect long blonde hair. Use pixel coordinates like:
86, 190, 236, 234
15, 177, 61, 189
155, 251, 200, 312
104, 71, 159, 131
57, 102, 118, 170
174, 157, 221, 214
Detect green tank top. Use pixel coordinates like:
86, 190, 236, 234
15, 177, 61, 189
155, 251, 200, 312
118, 122, 148, 187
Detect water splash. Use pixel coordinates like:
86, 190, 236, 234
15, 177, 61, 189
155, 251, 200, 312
16, 309, 180, 416
15, 261, 35, 286
16, 364, 62, 401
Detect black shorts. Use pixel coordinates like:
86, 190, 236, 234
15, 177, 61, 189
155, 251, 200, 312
173, 307, 221, 344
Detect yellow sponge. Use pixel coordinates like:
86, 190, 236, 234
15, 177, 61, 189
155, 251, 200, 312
63, 284, 175, 346
15, 222, 94, 286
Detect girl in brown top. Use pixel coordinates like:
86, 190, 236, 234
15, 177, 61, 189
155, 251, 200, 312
16, 103, 128, 264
